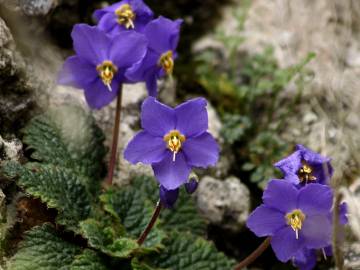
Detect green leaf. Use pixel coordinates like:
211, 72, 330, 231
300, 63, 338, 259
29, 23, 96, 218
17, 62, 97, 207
7, 224, 80, 270
79, 218, 138, 259
133, 176, 207, 236
100, 187, 165, 251
131, 258, 157, 270
3, 162, 91, 231
160, 188, 207, 236
70, 250, 109, 270
22, 106, 106, 191
152, 231, 236, 270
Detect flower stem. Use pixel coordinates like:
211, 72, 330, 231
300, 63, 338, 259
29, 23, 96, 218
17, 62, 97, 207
106, 87, 123, 186
233, 237, 271, 270
137, 200, 162, 245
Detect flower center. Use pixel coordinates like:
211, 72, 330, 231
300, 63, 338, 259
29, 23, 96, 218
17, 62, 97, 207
285, 209, 306, 240
158, 50, 174, 75
96, 60, 118, 91
163, 130, 186, 162
115, 4, 136, 29
297, 161, 317, 183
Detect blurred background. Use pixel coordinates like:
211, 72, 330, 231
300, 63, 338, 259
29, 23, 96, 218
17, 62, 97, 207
0, 0, 359, 269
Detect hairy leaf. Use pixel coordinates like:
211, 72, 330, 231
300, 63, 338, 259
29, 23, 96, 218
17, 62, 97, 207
7, 224, 80, 270
22, 106, 106, 191
153, 231, 236, 270
3, 162, 91, 231
100, 187, 165, 251
70, 249, 109, 270
80, 218, 138, 258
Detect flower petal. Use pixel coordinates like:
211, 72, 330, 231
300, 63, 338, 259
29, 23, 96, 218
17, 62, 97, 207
340, 202, 348, 225
140, 97, 175, 136
262, 180, 298, 213
83, 78, 120, 109
182, 132, 219, 168
296, 144, 331, 164
144, 16, 182, 54
125, 50, 159, 81
109, 31, 147, 68
246, 205, 286, 237
58, 56, 97, 89
298, 184, 333, 216
302, 215, 331, 249
159, 186, 179, 208
293, 248, 317, 270
184, 179, 198, 194
124, 131, 167, 164
152, 151, 191, 190
145, 73, 158, 97
175, 97, 208, 137
311, 162, 333, 185
97, 12, 117, 33
72, 24, 110, 65
271, 226, 304, 262
274, 150, 302, 179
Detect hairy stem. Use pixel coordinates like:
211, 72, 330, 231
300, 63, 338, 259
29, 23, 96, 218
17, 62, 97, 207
234, 237, 271, 270
137, 200, 162, 245
106, 88, 123, 186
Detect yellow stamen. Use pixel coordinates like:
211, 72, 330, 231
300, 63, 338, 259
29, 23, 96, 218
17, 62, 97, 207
286, 209, 306, 240
163, 130, 185, 162
96, 60, 118, 91
158, 50, 174, 75
115, 4, 136, 29
298, 161, 317, 183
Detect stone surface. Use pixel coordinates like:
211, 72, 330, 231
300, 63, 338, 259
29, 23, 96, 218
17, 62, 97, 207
344, 242, 360, 270
19, 0, 57, 16
0, 136, 23, 162
196, 176, 250, 232
0, 16, 37, 133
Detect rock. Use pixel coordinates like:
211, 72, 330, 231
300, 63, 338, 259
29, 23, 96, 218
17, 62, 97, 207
196, 176, 250, 232
344, 242, 360, 270
0, 136, 23, 162
19, 0, 58, 16
0, 15, 42, 133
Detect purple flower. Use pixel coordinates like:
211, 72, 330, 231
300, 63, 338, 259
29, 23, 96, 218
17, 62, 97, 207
93, 0, 153, 35
126, 16, 182, 97
124, 97, 219, 191
246, 180, 333, 262
159, 186, 179, 208
274, 144, 333, 186
293, 248, 317, 270
58, 24, 147, 109
293, 203, 348, 270
293, 246, 332, 270
159, 175, 199, 208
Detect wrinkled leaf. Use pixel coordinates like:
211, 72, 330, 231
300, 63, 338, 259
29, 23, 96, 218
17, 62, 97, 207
7, 224, 80, 270
3, 162, 91, 231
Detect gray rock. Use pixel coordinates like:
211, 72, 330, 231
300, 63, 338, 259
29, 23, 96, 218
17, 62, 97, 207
19, 0, 57, 16
344, 242, 360, 270
196, 176, 250, 232
0, 135, 23, 162
0, 16, 38, 133
0, 0, 58, 15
